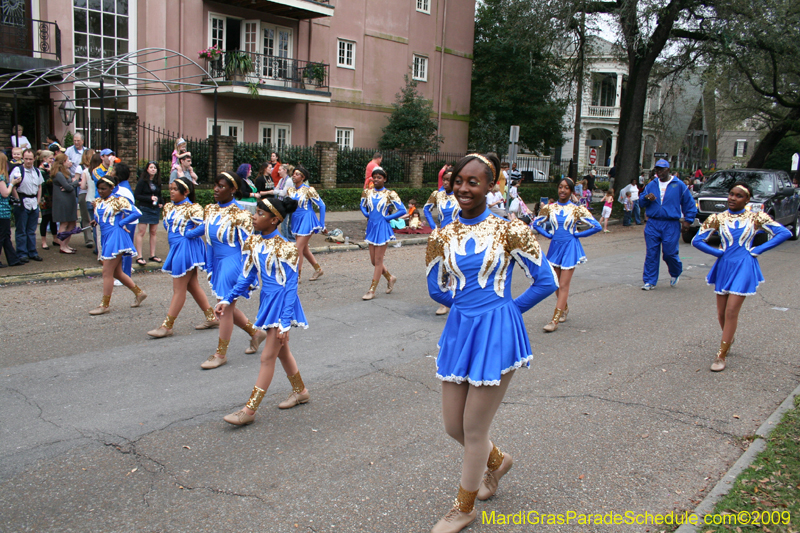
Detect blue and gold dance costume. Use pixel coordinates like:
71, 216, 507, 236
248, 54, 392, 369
692, 209, 790, 295
204, 199, 254, 299
424, 190, 460, 228
361, 187, 407, 245
533, 202, 601, 269
289, 184, 326, 236
426, 210, 559, 385
222, 230, 308, 332
94, 194, 141, 260
161, 199, 208, 278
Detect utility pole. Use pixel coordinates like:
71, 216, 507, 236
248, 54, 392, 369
571, 5, 585, 180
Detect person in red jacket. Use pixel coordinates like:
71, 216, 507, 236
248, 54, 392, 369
364, 152, 382, 189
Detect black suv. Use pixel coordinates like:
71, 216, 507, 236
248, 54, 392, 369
683, 169, 800, 243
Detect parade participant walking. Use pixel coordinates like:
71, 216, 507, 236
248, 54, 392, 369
533, 177, 601, 332
639, 159, 697, 290
147, 178, 218, 338
360, 167, 407, 300
288, 167, 326, 281
424, 168, 460, 314
425, 153, 558, 533
200, 172, 266, 369
88, 173, 147, 315
692, 182, 790, 371
216, 197, 311, 425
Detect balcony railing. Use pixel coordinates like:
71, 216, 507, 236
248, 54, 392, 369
586, 106, 620, 119
205, 51, 329, 91
0, 19, 61, 62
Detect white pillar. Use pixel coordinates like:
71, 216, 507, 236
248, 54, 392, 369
614, 73, 623, 109
608, 133, 618, 167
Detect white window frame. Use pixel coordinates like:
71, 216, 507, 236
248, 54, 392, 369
734, 139, 747, 157
337, 39, 356, 69
336, 128, 354, 149
207, 118, 244, 142
416, 0, 431, 14
412, 55, 428, 82
208, 13, 228, 50
259, 122, 292, 148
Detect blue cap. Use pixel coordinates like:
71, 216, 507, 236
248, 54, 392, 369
654, 159, 670, 169
100, 148, 115, 156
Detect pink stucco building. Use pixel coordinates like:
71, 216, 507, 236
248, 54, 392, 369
1, 0, 475, 152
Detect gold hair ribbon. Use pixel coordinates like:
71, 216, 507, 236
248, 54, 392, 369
221, 172, 238, 191
732, 185, 750, 199
99, 176, 115, 187
466, 153, 496, 181
262, 199, 283, 221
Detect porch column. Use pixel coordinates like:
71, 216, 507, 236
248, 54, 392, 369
608, 133, 618, 168
614, 72, 623, 109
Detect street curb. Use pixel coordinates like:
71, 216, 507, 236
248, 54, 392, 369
675, 382, 800, 532
0, 238, 431, 286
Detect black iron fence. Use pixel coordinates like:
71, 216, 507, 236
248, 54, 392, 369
0, 19, 61, 61
137, 122, 210, 183
75, 119, 117, 154
205, 52, 329, 90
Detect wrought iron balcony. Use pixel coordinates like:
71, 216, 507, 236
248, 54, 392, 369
0, 19, 61, 63
205, 51, 329, 91
209, 0, 333, 19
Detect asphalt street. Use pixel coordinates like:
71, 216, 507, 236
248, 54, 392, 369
1, 225, 798, 532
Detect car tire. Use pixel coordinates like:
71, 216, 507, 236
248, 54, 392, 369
790, 213, 800, 241
682, 226, 698, 243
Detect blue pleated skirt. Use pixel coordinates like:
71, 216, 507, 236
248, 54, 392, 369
162, 233, 207, 278
291, 208, 321, 236
546, 236, 587, 269
99, 226, 136, 260
707, 246, 765, 296
254, 287, 308, 330
365, 217, 396, 246
208, 245, 246, 300
436, 299, 533, 386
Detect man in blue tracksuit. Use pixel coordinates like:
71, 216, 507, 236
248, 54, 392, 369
639, 159, 697, 290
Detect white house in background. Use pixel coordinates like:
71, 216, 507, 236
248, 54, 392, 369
557, 36, 661, 177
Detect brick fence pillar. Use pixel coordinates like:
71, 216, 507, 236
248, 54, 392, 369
410, 152, 425, 188
209, 135, 237, 176
0, 103, 11, 151
316, 141, 338, 189
115, 111, 138, 182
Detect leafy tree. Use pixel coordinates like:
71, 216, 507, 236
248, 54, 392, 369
469, 0, 567, 155
378, 72, 443, 153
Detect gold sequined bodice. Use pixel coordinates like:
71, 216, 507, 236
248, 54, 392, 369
288, 185, 321, 210
362, 188, 402, 214
163, 201, 204, 235
242, 233, 299, 286
204, 202, 253, 247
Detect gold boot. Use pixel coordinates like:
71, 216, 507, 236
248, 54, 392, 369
148, 315, 176, 338
224, 386, 266, 425
309, 263, 324, 281
431, 486, 478, 533
90, 295, 112, 315
195, 307, 220, 330
362, 280, 379, 300
543, 308, 564, 332
477, 444, 514, 500
201, 339, 229, 369
559, 304, 569, 323
245, 324, 267, 355
130, 285, 147, 308
711, 340, 732, 372
384, 271, 397, 294
278, 372, 310, 409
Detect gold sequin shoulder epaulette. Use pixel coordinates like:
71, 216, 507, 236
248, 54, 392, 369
505, 219, 541, 259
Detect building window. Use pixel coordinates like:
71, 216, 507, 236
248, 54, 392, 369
210, 15, 225, 50
336, 128, 354, 149
259, 122, 292, 148
734, 139, 748, 157
413, 55, 428, 82
416, 0, 430, 14
337, 40, 355, 69
207, 119, 244, 142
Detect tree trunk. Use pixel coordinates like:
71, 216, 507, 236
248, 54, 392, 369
746, 107, 800, 168
614, 60, 654, 191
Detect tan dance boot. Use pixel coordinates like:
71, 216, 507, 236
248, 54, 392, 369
309, 263, 324, 281
244, 322, 267, 354
543, 308, 564, 332
148, 315, 176, 338
89, 295, 112, 315
431, 486, 478, 533
477, 444, 514, 500
130, 285, 147, 308
224, 386, 266, 426
278, 372, 310, 409
559, 304, 569, 323
384, 271, 397, 294
435, 304, 449, 316
710, 340, 732, 372
201, 339, 229, 369
362, 280, 379, 300
195, 307, 220, 330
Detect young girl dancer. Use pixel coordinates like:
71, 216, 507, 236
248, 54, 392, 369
288, 167, 326, 282
423, 169, 459, 314
426, 153, 558, 533
599, 188, 614, 232
89, 174, 147, 315
216, 197, 311, 425
692, 182, 790, 372
360, 167, 407, 300
533, 178, 601, 332
200, 172, 267, 369
147, 178, 219, 338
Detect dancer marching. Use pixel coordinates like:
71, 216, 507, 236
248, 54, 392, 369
147, 178, 219, 338
533, 177, 601, 332
360, 167, 407, 300
216, 197, 310, 425
88, 173, 147, 315
424, 168, 459, 314
426, 153, 558, 533
691, 182, 790, 371
288, 167, 327, 282
200, 172, 267, 369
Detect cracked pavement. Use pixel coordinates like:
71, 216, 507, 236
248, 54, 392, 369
1, 225, 799, 532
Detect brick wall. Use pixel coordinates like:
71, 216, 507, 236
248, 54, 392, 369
316, 141, 338, 189
0, 103, 11, 152
409, 152, 425, 188
116, 111, 138, 182
209, 135, 237, 177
